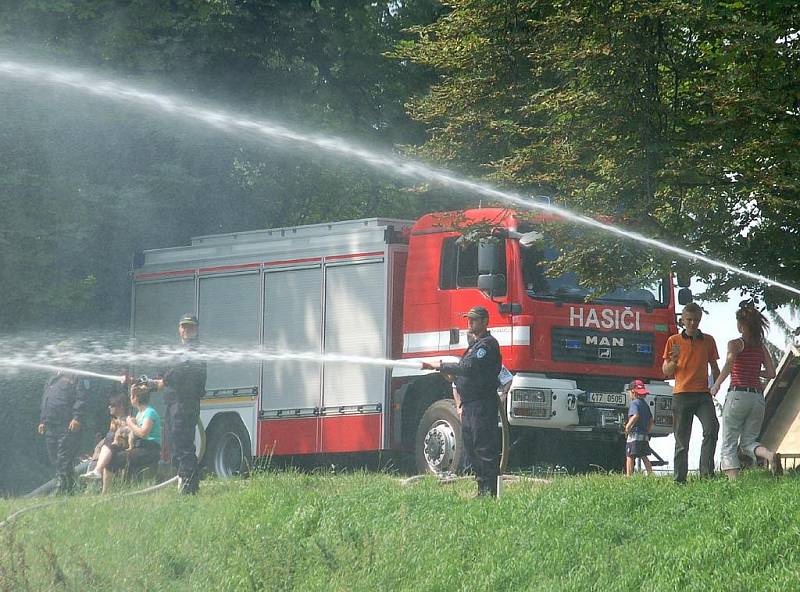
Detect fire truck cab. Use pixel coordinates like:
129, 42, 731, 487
131, 208, 676, 476
398, 209, 676, 473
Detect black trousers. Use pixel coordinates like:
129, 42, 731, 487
125, 440, 161, 479
673, 392, 719, 482
167, 399, 200, 492
45, 424, 81, 493
462, 397, 500, 496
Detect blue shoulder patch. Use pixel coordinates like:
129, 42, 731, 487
476, 348, 487, 359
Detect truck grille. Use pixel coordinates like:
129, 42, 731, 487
551, 327, 654, 367
511, 388, 552, 419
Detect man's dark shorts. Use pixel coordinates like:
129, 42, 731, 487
626, 439, 652, 459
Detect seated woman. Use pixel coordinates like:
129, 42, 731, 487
82, 383, 162, 493
122, 382, 162, 482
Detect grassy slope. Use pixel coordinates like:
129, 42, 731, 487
1, 471, 799, 591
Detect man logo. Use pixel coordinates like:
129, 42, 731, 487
598, 348, 612, 359
585, 335, 624, 347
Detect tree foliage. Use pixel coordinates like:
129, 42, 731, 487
0, 0, 445, 330
393, 0, 800, 303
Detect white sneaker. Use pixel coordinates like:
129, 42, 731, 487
80, 470, 102, 480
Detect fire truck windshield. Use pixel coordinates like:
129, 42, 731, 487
520, 242, 667, 307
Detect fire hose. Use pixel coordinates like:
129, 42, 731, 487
499, 392, 511, 474
1, 475, 182, 529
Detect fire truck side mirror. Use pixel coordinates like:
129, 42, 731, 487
676, 270, 691, 288
518, 230, 543, 248
677, 287, 693, 305
477, 239, 499, 274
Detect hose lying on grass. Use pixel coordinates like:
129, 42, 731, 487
0, 476, 179, 530
12, 414, 207, 524
397, 474, 551, 487
398, 393, 549, 488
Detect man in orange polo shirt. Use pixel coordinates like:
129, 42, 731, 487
663, 302, 721, 484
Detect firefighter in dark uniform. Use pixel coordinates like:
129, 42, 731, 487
424, 306, 502, 496
151, 314, 207, 494
37, 372, 89, 494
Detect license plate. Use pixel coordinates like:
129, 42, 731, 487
588, 392, 627, 406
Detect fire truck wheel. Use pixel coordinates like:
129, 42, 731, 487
205, 415, 252, 479
415, 399, 464, 475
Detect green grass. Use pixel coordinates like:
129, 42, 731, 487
2, 470, 799, 591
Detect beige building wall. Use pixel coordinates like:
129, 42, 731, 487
762, 372, 800, 454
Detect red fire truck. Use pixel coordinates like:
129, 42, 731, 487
131, 208, 677, 476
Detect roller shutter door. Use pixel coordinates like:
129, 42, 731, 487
199, 273, 261, 391
132, 278, 196, 381
322, 261, 386, 408
261, 267, 323, 413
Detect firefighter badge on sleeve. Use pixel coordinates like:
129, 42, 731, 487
476, 348, 487, 358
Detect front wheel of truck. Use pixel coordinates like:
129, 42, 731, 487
414, 399, 464, 475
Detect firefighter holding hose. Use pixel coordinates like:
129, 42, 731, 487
147, 314, 207, 495
423, 306, 502, 496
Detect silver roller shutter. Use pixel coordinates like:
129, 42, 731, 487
323, 261, 386, 408
199, 273, 261, 391
133, 278, 196, 380
262, 267, 323, 412
133, 279, 195, 348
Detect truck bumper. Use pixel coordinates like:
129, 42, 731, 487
505, 374, 674, 436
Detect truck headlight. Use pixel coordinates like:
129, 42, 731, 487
511, 388, 552, 418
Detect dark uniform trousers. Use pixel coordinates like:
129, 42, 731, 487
45, 425, 81, 493
161, 342, 206, 495
168, 398, 200, 492
462, 397, 500, 495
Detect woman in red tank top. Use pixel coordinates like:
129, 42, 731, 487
710, 306, 778, 480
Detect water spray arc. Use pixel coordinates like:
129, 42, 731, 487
0, 346, 428, 374
8, 361, 127, 383
0, 345, 433, 388
1, 58, 798, 297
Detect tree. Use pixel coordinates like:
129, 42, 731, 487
0, 0, 445, 329
392, 0, 800, 302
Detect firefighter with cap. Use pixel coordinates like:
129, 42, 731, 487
149, 314, 207, 494
38, 370, 90, 494
423, 306, 502, 496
